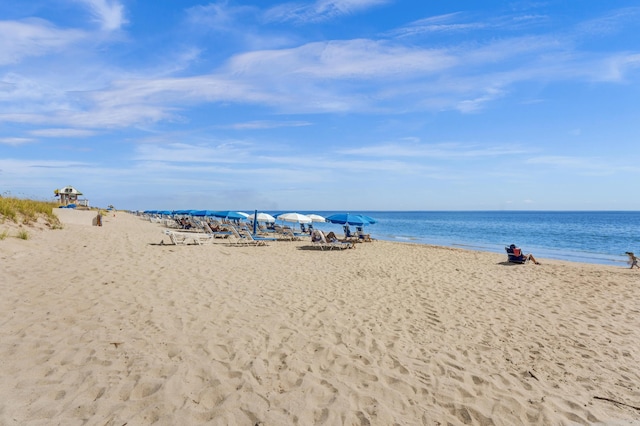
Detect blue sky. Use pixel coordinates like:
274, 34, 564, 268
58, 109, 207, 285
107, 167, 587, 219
1, 1, 639, 211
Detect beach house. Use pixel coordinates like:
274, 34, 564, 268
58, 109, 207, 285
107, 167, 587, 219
54, 185, 89, 207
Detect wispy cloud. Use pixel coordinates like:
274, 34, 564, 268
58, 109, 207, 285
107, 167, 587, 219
76, 0, 127, 31
600, 53, 640, 83
264, 0, 390, 23
338, 141, 529, 158
0, 137, 34, 146
0, 19, 84, 65
390, 11, 550, 38
226, 120, 312, 130
389, 13, 487, 37
575, 7, 640, 37
186, 2, 256, 31
29, 128, 97, 137
134, 141, 254, 164
1, 22, 636, 132
526, 155, 620, 176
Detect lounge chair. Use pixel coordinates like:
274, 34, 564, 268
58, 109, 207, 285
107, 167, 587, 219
505, 245, 527, 263
163, 229, 213, 245
280, 228, 304, 241
199, 220, 232, 238
240, 230, 277, 245
226, 226, 267, 246
355, 226, 373, 242
312, 230, 354, 250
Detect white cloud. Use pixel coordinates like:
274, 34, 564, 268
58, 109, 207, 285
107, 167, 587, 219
76, 0, 127, 31
28, 128, 97, 137
0, 137, 34, 146
264, 0, 390, 23
2, 4, 639, 135
601, 53, 640, 82
390, 11, 550, 38
338, 141, 529, 158
575, 7, 640, 37
0, 19, 84, 65
226, 120, 312, 130
525, 156, 620, 176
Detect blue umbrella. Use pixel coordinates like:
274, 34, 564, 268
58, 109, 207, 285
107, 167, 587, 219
190, 210, 217, 217
212, 210, 247, 220
325, 213, 373, 226
359, 214, 377, 224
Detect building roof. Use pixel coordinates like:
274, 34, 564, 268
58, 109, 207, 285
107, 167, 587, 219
56, 185, 83, 195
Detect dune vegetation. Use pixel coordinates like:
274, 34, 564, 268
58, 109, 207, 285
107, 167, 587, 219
0, 196, 62, 228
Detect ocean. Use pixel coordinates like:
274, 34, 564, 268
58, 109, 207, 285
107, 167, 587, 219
282, 211, 640, 267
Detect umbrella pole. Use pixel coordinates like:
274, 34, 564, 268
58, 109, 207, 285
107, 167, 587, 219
253, 209, 258, 235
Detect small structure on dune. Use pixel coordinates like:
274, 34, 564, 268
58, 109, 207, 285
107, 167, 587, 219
54, 185, 89, 207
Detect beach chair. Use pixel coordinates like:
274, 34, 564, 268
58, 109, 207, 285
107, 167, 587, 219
163, 229, 213, 245
240, 230, 276, 246
226, 225, 250, 245
355, 226, 373, 242
200, 220, 232, 239
226, 226, 266, 246
280, 228, 303, 241
313, 230, 354, 250
311, 230, 332, 250
505, 245, 528, 263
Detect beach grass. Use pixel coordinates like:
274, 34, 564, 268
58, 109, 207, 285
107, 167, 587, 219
0, 196, 62, 228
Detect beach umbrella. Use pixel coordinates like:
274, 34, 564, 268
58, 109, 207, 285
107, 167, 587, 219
190, 210, 217, 217
325, 213, 371, 226
307, 214, 326, 222
277, 212, 312, 224
359, 214, 377, 224
211, 210, 247, 220
236, 211, 250, 219
248, 212, 276, 223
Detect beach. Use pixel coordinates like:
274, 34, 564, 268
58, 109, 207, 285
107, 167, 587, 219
1, 211, 639, 425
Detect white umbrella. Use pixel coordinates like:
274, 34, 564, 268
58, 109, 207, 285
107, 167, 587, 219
307, 214, 326, 222
248, 212, 276, 223
277, 212, 312, 224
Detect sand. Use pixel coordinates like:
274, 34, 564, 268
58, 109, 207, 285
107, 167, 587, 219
1, 211, 639, 425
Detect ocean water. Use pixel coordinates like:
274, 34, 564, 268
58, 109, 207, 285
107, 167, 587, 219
287, 211, 640, 266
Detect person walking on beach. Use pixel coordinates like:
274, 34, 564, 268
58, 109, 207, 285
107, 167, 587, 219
625, 252, 639, 269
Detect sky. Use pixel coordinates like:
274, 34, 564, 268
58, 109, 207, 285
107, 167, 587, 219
1, 0, 639, 211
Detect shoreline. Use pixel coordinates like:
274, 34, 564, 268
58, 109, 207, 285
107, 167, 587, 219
1, 212, 639, 424
372, 236, 631, 267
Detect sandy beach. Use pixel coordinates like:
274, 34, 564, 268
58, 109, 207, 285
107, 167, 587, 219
1, 211, 639, 425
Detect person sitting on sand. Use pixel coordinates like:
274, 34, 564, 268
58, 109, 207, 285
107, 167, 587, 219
625, 252, 639, 269
508, 244, 541, 265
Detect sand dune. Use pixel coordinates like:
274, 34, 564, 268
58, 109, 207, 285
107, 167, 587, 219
1, 211, 639, 425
